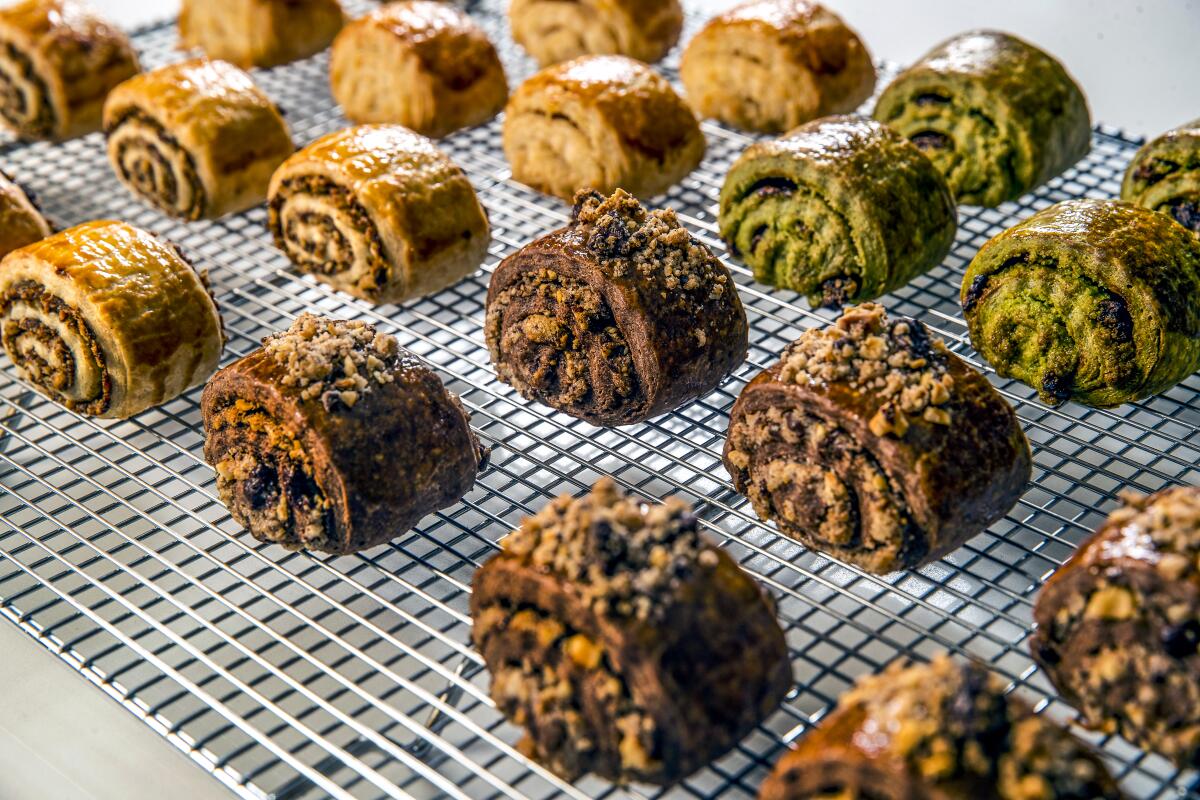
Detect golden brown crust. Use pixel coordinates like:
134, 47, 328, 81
509, 0, 683, 67
0, 0, 140, 140
503, 55, 706, 199
178, 0, 346, 69
680, 0, 875, 133
329, 2, 507, 138
0, 173, 50, 259
103, 59, 295, 220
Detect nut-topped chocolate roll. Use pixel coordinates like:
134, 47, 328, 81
1122, 118, 1200, 234
724, 304, 1031, 573
202, 314, 485, 554
1031, 486, 1200, 769
759, 656, 1123, 800
486, 189, 748, 426
471, 478, 792, 785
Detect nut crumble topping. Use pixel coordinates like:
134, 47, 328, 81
1104, 487, 1200, 576
263, 313, 400, 406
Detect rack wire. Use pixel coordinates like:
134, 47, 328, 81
0, 2, 1197, 798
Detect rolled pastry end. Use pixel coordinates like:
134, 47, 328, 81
1122, 118, 1200, 234
509, 0, 683, 67
0, 171, 51, 258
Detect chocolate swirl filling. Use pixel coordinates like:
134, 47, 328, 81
0, 41, 56, 139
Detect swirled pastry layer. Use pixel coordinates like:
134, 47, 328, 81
179, 0, 345, 69
509, 0, 682, 67
1122, 118, 1200, 234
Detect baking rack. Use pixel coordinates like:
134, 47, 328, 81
1, 2, 1197, 798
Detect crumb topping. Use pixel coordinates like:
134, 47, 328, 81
1105, 486, 1200, 578
779, 303, 955, 437
263, 313, 400, 407
500, 477, 719, 621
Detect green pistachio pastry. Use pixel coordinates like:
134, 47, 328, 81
719, 115, 957, 308
874, 31, 1092, 207
1122, 118, 1200, 234
962, 199, 1200, 407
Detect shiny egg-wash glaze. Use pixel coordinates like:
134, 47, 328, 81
509, 0, 682, 67
104, 59, 295, 221
178, 0, 345, 69
962, 199, 1200, 408
1122, 118, 1200, 234
720, 116, 956, 308
0, 221, 224, 418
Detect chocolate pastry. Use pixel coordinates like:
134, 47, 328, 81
202, 314, 485, 554
0, 221, 224, 418
471, 478, 792, 784
104, 59, 295, 221
510, 0, 682, 67
1032, 485, 1200, 769
0, 171, 50, 258
759, 656, 1123, 800
485, 189, 748, 426
680, 0, 875, 134
724, 304, 1031, 574
719, 116, 956, 308
962, 199, 1200, 407
0, 0, 139, 141
179, 0, 345, 69
874, 31, 1091, 207
1122, 117, 1200, 234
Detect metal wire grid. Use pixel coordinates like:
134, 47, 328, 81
0, 2, 1197, 798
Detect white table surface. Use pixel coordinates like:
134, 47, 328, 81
3, 1, 1199, 799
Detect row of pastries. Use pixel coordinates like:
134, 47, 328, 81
0, 0, 1197, 797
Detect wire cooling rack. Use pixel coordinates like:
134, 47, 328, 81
1, 2, 1198, 798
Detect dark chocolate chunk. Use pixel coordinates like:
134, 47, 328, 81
911, 131, 953, 152
1096, 297, 1134, 342
962, 275, 990, 312
1162, 619, 1200, 659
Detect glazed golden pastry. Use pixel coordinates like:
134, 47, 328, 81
268, 124, 490, 305
0, 221, 224, 418
104, 59, 295, 221
680, 0, 875, 134
503, 55, 706, 200
509, 0, 683, 67
329, 2, 508, 138
0, 172, 51, 259
178, 0, 345, 69
0, 0, 140, 141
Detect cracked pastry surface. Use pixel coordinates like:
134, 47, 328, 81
179, 0, 345, 69
503, 55, 705, 200
509, 0, 683, 67
1121, 117, 1200, 235
471, 478, 792, 785
680, 0, 875, 134
0, 171, 50, 259
202, 313, 486, 554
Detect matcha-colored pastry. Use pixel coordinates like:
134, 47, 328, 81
874, 31, 1091, 207
724, 304, 1031, 574
962, 199, 1200, 407
1122, 118, 1200, 234
719, 116, 956, 308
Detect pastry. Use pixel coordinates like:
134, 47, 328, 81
962, 199, 1200, 407
509, 0, 683, 67
267, 125, 490, 305
874, 31, 1091, 207
0, 0, 139, 141
1031, 485, 1200, 769
680, 0, 875, 134
471, 478, 792, 784
724, 303, 1031, 574
178, 0, 345, 69
0, 172, 51, 258
201, 313, 486, 554
758, 656, 1123, 800
503, 55, 705, 200
486, 189, 748, 426
719, 115, 956, 308
0, 221, 223, 418
1121, 118, 1200, 234
329, 2, 508, 138
104, 59, 295, 221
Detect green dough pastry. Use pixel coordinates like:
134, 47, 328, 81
874, 31, 1092, 207
962, 198, 1200, 407
719, 115, 957, 308
1122, 118, 1200, 234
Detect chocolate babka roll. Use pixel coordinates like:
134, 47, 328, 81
1122, 118, 1200, 234
1031, 486, 1200, 768
0, 221, 224, 418
724, 304, 1031, 574
0, 172, 51, 259
471, 478, 792, 785
202, 314, 486, 554
104, 59, 295, 221
759, 656, 1123, 800
267, 125, 490, 305
179, 0, 346, 69
0, 0, 140, 141
962, 199, 1200, 408
719, 116, 956, 308
486, 189, 748, 426
510, 0, 683, 67
873, 31, 1091, 207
